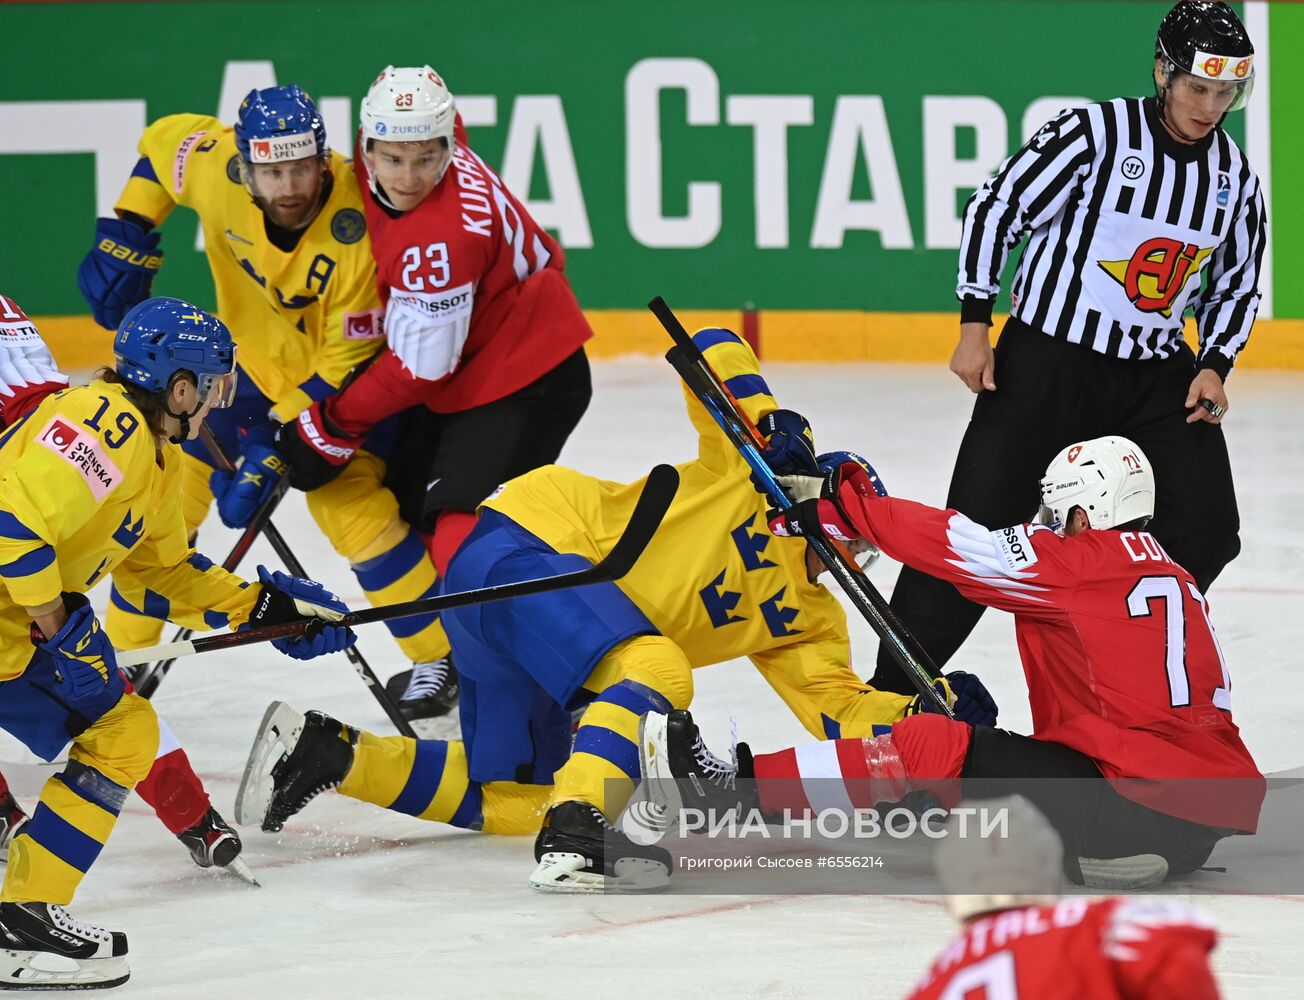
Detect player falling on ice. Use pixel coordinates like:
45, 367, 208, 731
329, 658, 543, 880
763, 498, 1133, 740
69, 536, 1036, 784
0, 297, 354, 990
906, 795, 1224, 999
235, 326, 996, 893
641, 435, 1264, 887
0, 294, 255, 882
76, 85, 458, 724
273, 65, 593, 721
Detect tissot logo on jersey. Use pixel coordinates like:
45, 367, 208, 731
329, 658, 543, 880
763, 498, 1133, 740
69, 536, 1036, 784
36, 417, 123, 500
993, 524, 1038, 572
388, 284, 474, 322
1098, 237, 1215, 318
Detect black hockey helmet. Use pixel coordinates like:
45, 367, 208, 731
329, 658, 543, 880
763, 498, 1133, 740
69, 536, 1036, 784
1155, 1, 1255, 113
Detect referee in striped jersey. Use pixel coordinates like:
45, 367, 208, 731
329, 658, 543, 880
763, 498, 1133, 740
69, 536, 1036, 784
873, 1, 1264, 692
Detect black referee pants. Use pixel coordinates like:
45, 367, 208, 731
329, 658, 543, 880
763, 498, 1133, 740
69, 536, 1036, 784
871, 318, 1240, 691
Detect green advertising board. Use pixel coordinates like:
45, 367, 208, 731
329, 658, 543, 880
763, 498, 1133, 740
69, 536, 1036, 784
0, 1, 1293, 319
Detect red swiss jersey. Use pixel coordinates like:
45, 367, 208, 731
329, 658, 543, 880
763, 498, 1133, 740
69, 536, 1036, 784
907, 898, 1221, 1000
334, 122, 591, 429
0, 294, 67, 431
842, 495, 1263, 832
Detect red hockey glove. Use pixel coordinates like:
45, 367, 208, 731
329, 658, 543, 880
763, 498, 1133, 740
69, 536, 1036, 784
274, 399, 365, 492
765, 459, 883, 542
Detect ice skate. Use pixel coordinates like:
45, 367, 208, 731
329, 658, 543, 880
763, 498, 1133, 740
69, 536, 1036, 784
177, 806, 259, 886
235, 702, 357, 833
529, 800, 671, 894
386, 657, 460, 735
0, 902, 128, 991
639, 710, 757, 822
0, 792, 28, 865
1077, 854, 1169, 890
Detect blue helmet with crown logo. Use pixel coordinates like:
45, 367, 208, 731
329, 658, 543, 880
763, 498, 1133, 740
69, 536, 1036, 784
114, 297, 238, 424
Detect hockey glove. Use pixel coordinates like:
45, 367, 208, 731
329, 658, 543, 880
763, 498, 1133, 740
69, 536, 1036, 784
76, 216, 163, 329
757, 409, 819, 476
210, 425, 287, 529
245, 566, 356, 660
901, 672, 997, 727
766, 455, 887, 543
31, 594, 125, 721
274, 399, 364, 491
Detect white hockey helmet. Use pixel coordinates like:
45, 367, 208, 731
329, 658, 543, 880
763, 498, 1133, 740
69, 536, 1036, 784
934, 796, 1063, 923
360, 65, 457, 148
1038, 436, 1156, 532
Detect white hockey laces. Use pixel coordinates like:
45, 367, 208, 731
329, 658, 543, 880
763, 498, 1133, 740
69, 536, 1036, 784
403, 659, 451, 700
691, 720, 739, 791
47, 904, 112, 944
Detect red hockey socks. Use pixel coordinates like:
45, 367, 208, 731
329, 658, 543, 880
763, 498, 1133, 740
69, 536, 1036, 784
428, 509, 478, 576
133, 723, 211, 835
751, 714, 972, 817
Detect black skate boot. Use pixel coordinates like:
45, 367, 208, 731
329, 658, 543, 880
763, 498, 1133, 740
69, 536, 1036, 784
0, 901, 129, 990
386, 657, 460, 724
177, 807, 259, 886
235, 702, 358, 834
529, 800, 671, 894
638, 710, 758, 825
0, 791, 28, 864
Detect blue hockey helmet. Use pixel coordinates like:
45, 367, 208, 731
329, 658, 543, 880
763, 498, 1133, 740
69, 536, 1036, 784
817, 450, 886, 569
234, 85, 327, 166
818, 451, 888, 498
114, 297, 238, 416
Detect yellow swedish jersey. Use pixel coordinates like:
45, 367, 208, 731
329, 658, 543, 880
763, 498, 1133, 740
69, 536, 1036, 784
485, 330, 915, 735
0, 382, 258, 679
115, 114, 383, 422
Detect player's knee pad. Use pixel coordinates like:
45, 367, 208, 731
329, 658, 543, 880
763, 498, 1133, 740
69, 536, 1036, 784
71, 692, 160, 788
590, 634, 694, 711
180, 452, 217, 534
306, 450, 407, 563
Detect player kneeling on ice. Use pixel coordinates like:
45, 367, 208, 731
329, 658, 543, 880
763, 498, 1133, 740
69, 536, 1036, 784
640, 435, 1264, 889
905, 795, 1224, 999
0, 297, 353, 991
235, 326, 996, 893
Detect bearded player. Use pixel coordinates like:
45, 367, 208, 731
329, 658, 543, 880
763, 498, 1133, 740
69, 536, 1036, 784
76, 86, 457, 723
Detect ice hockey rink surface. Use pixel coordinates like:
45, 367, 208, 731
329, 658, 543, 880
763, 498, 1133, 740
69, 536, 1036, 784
3, 357, 1301, 999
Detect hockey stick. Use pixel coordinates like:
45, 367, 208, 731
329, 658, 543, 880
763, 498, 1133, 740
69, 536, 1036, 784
648, 296, 951, 716
188, 424, 419, 736
132, 472, 291, 700
117, 463, 679, 666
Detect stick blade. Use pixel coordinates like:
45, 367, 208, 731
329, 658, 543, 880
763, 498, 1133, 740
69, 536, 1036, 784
599, 464, 679, 580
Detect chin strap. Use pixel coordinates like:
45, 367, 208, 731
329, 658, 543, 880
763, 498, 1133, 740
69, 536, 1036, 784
161, 395, 203, 444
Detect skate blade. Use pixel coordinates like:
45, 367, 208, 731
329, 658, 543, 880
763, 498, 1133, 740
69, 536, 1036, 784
636, 712, 681, 816
234, 701, 304, 827
0, 949, 129, 990
406, 714, 461, 741
222, 855, 261, 887
528, 852, 670, 895
1079, 854, 1169, 890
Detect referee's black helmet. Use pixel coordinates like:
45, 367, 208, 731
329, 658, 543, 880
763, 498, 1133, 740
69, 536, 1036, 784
1155, 2, 1255, 113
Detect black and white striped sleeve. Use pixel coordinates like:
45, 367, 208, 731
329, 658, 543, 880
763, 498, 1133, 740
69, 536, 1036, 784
956, 108, 1094, 325
1193, 168, 1265, 380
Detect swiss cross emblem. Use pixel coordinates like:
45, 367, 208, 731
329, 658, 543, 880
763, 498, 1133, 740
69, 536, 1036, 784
1067, 446, 1082, 463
